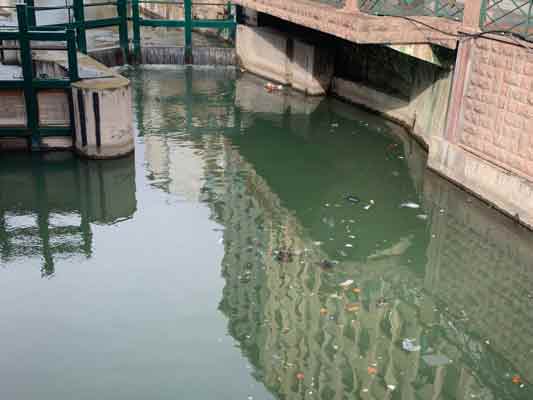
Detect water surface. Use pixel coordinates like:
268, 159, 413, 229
1, 66, 532, 400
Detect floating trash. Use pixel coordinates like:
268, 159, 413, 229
345, 243, 353, 248
320, 308, 328, 316
402, 338, 421, 352
352, 287, 361, 293
367, 366, 378, 375
331, 123, 339, 128
339, 279, 354, 288
318, 259, 335, 270
400, 202, 420, 209
274, 250, 293, 263
512, 375, 522, 385
387, 385, 396, 391
363, 200, 375, 210
416, 214, 428, 220
346, 195, 360, 204
345, 303, 360, 312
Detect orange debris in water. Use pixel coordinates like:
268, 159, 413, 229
296, 372, 305, 381
345, 303, 360, 312
367, 367, 378, 375
320, 308, 328, 315
512, 375, 522, 384
352, 288, 361, 293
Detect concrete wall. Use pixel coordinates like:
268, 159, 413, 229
429, 35, 533, 228
332, 41, 454, 146
236, 25, 334, 95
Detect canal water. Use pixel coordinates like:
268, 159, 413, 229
1, 66, 532, 400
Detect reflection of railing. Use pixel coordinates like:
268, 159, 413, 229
480, 0, 533, 41
0, 4, 79, 148
358, 0, 464, 21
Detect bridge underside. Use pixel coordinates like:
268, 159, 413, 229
233, 0, 461, 49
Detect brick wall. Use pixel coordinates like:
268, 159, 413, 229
450, 37, 533, 181
233, 0, 460, 49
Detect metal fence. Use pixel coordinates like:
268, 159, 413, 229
0, 1, 235, 148
358, 0, 464, 21
481, 0, 533, 41
0, 4, 79, 148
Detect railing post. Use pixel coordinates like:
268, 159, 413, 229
66, 28, 80, 82
25, 0, 37, 28
132, 0, 141, 62
117, 0, 130, 63
526, 0, 533, 39
73, 0, 87, 54
184, 0, 193, 64
343, 0, 360, 13
16, 4, 39, 150
463, 0, 483, 30
228, 1, 236, 42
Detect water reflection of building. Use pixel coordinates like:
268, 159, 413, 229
133, 66, 532, 400
0, 152, 136, 276
213, 142, 533, 400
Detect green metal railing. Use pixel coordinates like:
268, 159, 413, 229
131, 0, 236, 62
0, 1, 236, 148
358, 0, 464, 21
480, 0, 533, 41
0, 4, 79, 149
15, 0, 236, 61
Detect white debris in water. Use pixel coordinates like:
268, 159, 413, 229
400, 202, 420, 209
387, 385, 396, 391
416, 214, 428, 220
363, 201, 374, 210
339, 279, 354, 288
345, 244, 353, 248
402, 338, 421, 352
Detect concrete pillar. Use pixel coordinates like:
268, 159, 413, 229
236, 25, 290, 85
72, 75, 134, 159
290, 39, 334, 95
236, 25, 334, 95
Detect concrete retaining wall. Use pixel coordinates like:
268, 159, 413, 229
236, 25, 334, 95
332, 41, 454, 146
429, 35, 533, 227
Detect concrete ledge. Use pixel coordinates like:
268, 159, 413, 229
428, 136, 533, 229
332, 77, 414, 128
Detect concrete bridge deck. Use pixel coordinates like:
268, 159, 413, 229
233, 0, 463, 49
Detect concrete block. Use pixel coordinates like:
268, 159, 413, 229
72, 77, 134, 159
37, 90, 70, 126
237, 24, 290, 84
236, 24, 334, 95
0, 89, 26, 126
290, 39, 333, 95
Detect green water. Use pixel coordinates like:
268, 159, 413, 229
1, 66, 532, 400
